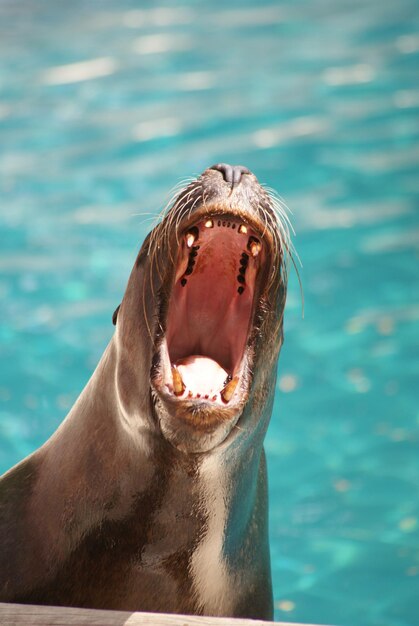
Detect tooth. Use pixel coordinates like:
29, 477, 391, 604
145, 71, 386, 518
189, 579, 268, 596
238, 224, 248, 234
250, 241, 261, 257
248, 236, 262, 257
185, 226, 199, 248
172, 367, 185, 396
205, 219, 214, 228
186, 232, 196, 248
221, 376, 238, 403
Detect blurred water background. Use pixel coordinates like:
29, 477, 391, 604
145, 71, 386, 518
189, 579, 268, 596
0, 1, 418, 624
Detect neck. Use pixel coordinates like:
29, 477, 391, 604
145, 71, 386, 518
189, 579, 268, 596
34, 337, 271, 616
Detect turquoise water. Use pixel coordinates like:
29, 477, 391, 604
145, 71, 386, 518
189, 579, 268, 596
1, 1, 418, 624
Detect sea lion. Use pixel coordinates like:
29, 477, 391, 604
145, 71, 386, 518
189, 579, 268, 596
0, 164, 291, 619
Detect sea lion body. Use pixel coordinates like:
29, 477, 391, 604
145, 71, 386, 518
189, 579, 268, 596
0, 164, 289, 619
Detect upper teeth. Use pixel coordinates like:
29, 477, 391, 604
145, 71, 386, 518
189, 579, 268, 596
250, 241, 261, 257
186, 233, 196, 248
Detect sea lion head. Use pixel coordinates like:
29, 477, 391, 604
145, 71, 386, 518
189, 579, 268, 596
114, 164, 292, 454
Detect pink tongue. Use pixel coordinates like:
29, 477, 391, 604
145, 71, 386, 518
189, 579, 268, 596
176, 355, 228, 397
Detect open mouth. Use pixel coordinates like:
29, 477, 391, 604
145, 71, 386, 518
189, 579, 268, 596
154, 212, 269, 410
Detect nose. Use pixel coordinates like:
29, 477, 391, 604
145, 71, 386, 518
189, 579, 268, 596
210, 163, 251, 188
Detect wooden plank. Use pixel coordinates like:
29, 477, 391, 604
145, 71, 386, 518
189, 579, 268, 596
0, 603, 323, 626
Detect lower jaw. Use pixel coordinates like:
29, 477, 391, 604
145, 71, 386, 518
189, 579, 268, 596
154, 393, 246, 454
152, 344, 251, 453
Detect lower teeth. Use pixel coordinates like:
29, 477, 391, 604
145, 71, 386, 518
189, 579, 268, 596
170, 355, 236, 403
220, 377, 238, 403
171, 366, 185, 396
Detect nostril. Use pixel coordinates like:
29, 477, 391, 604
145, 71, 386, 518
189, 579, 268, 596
210, 163, 251, 188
